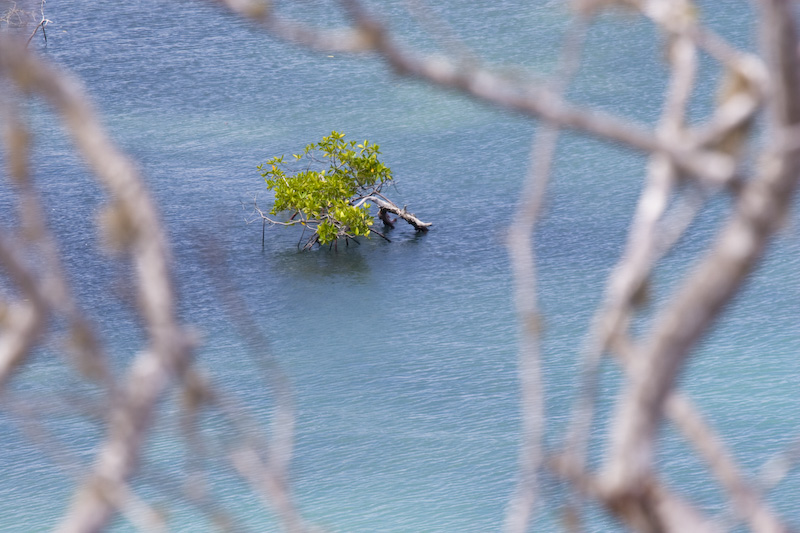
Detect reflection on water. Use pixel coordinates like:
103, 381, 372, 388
271, 246, 372, 280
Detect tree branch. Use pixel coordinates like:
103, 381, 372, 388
600, 2, 800, 523
362, 195, 431, 232
0, 36, 191, 532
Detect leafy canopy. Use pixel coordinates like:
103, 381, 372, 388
258, 131, 393, 246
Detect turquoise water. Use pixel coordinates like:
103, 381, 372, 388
1, 0, 799, 531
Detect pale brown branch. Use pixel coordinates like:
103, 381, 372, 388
361, 196, 431, 231
502, 128, 554, 533
758, 438, 800, 492
504, 16, 590, 533
231, 446, 307, 533
564, 0, 700, 485
601, 0, 800, 515
562, 5, 793, 529
197, 240, 308, 531
0, 109, 47, 387
214, 0, 377, 53
402, 0, 481, 66
1, 99, 111, 386
552, 451, 724, 533
25, 17, 48, 47
0, 36, 191, 532
665, 394, 786, 532
0, 298, 42, 386
216, 0, 738, 188
0, 234, 46, 388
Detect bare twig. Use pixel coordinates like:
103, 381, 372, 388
666, 394, 785, 532
564, 0, 701, 496
503, 15, 590, 533
198, 240, 308, 532
25, 0, 50, 47
0, 35, 191, 532
600, 5, 800, 531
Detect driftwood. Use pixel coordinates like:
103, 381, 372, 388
367, 196, 432, 232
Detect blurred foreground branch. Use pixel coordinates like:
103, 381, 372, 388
216, 0, 800, 531
2, 0, 800, 531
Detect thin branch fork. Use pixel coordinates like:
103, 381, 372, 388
503, 16, 591, 531
222, 3, 800, 530
25, 16, 50, 47
562, 1, 700, 497
0, 233, 46, 388
600, 0, 800, 521
665, 394, 785, 532
25, 0, 51, 47
0, 36, 192, 533
225, 0, 748, 189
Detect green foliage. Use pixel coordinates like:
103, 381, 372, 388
258, 131, 393, 247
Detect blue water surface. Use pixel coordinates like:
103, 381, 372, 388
1, 0, 798, 531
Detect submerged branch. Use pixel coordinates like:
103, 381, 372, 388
363, 196, 431, 232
